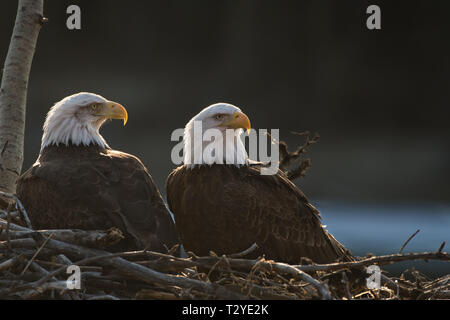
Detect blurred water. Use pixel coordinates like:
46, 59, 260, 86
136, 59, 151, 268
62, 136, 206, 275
316, 202, 450, 277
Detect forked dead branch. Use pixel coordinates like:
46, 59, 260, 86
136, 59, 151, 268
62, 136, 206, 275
267, 131, 320, 181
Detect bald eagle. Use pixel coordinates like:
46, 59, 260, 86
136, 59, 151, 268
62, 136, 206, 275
166, 103, 353, 264
17, 92, 179, 252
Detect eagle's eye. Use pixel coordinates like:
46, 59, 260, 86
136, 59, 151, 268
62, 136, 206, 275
91, 104, 99, 111
214, 114, 224, 121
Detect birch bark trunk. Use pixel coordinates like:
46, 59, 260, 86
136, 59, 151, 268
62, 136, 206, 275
0, 0, 44, 204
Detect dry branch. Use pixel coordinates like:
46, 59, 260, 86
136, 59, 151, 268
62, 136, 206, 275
293, 251, 450, 273
0, 227, 125, 248
268, 131, 320, 181
399, 229, 421, 253
0, 254, 23, 272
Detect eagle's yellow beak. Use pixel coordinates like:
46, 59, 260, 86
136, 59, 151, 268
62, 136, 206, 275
222, 111, 251, 132
102, 101, 128, 125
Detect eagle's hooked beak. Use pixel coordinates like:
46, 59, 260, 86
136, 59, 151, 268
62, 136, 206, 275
102, 101, 128, 125
222, 111, 251, 133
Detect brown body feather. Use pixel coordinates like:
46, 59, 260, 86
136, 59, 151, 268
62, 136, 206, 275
166, 164, 353, 264
17, 144, 179, 253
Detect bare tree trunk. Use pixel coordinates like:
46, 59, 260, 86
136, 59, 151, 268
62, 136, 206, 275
0, 0, 44, 206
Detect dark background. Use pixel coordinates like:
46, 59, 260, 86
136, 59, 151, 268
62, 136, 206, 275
1, 1, 449, 272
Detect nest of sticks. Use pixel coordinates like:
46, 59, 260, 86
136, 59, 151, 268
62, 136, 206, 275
0, 133, 448, 300
0, 209, 448, 300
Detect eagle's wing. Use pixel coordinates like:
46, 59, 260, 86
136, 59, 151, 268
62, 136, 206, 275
17, 149, 179, 252
222, 165, 353, 264
166, 164, 352, 264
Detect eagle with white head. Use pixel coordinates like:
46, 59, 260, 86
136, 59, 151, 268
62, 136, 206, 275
40, 92, 127, 150
18, 92, 179, 252
167, 103, 353, 263
183, 103, 251, 167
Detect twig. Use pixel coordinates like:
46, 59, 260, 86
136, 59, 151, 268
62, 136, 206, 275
13, 195, 32, 230
267, 131, 319, 181
0, 192, 32, 229
28, 260, 74, 300
54, 254, 74, 265
189, 255, 333, 300
293, 251, 450, 273
380, 274, 400, 298
0, 254, 23, 272
399, 229, 420, 254
0, 226, 124, 248
0, 210, 19, 220
35, 259, 102, 272
87, 295, 120, 300
32, 251, 141, 288
5, 207, 12, 255
438, 242, 446, 254
228, 243, 259, 258
19, 281, 68, 299
341, 271, 352, 300
20, 233, 53, 275
0, 218, 30, 231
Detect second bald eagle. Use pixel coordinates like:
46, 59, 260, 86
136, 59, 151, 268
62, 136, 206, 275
167, 103, 353, 264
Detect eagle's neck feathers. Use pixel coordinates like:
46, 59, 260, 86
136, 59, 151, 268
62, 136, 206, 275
41, 114, 108, 151
183, 122, 248, 168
